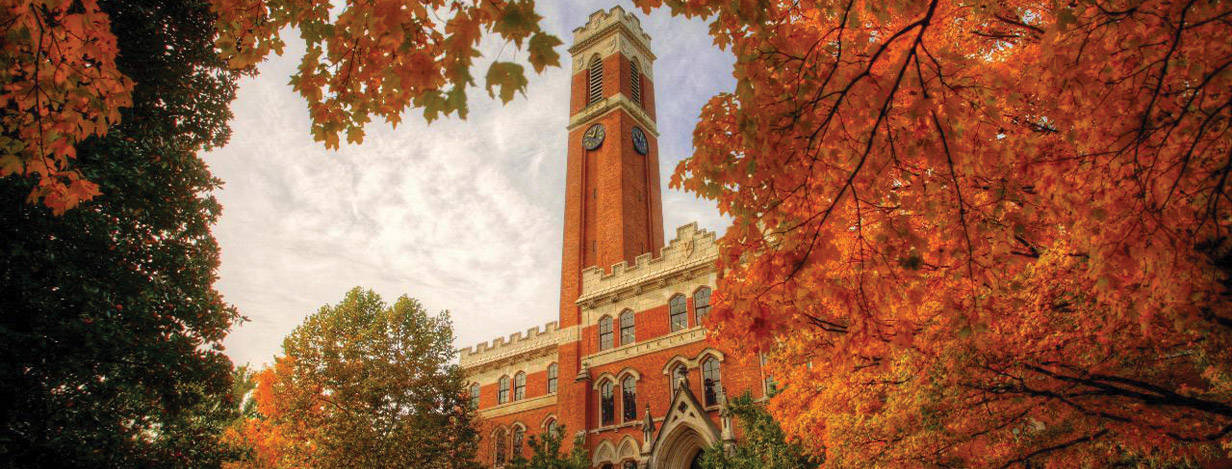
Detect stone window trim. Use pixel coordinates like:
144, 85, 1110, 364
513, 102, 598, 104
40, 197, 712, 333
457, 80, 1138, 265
513, 372, 526, 401
492, 426, 508, 467
692, 286, 712, 325
598, 315, 615, 351
701, 357, 722, 407
621, 375, 637, 422
599, 379, 616, 426
591, 367, 642, 390
511, 422, 527, 459
468, 382, 480, 409
618, 309, 635, 346
498, 375, 510, 404
668, 293, 688, 331
546, 362, 558, 394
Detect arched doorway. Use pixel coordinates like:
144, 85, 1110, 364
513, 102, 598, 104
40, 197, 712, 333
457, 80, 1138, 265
655, 424, 708, 469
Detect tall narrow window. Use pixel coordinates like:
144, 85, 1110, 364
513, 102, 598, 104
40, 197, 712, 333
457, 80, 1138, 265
669, 294, 688, 331
545, 418, 558, 437
513, 372, 526, 401
588, 55, 603, 105
469, 383, 480, 409
694, 287, 712, 324
547, 363, 558, 393
494, 428, 507, 465
600, 380, 615, 426
512, 426, 525, 459
630, 59, 642, 105
619, 310, 635, 345
702, 358, 721, 406
671, 364, 688, 392
622, 376, 637, 422
498, 376, 510, 404
598, 315, 614, 351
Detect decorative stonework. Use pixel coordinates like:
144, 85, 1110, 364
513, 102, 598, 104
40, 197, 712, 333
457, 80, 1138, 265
579, 223, 719, 305
583, 326, 706, 368
567, 94, 658, 136
479, 393, 557, 419
569, 6, 655, 79
459, 321, 560, 369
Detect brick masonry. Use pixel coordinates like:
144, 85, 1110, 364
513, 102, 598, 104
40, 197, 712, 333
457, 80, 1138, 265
461, 7, 767, 469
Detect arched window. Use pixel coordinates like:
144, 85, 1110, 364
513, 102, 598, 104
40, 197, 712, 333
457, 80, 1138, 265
629, 59, 642, 105
588, 55, 603, 105
598, 315, 614, 351
622, 376, 637, 422
513, 372, 526, 401
512, 425, 525, 459
547, 363, 558, 393
498, 376, 510, 404
599, 380, 615, 426
669, 294, 688, 331
545, 417, 558, 437
671, 364, 688, 392
619, 310, 635, 345
493, 428, 507, 465
702, 357, 721, 406
694, 287, 712, 324
469, 383, 480, 409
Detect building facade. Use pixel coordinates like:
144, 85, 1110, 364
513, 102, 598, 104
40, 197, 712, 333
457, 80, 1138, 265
459, 8, 772, 469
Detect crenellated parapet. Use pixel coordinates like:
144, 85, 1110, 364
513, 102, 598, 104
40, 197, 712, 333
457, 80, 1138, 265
569, 6, 655, 79
459, 321, 560, 370
578, 223, 718, 305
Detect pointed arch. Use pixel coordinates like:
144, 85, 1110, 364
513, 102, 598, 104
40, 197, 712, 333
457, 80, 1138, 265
593, 439, 617, 466
617, 435, 639, 460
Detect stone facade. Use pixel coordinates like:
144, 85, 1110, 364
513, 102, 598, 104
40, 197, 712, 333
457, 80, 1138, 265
460, 7, 769, 469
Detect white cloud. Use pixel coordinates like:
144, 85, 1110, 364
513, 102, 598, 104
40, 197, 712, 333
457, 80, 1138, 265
206, 0, 735, 367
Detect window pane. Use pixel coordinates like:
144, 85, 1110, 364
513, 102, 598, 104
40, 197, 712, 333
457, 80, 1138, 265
513, 427, 524, 458
694, 287, 712, 324
499, 376, 509, 404
702, 358, 721, 406
495, 429, 506, 464
600, 381, 614, 426
669, 295, 687, 331
547, 363, 558, 393
469, 383, 479, 409
514, 373, 526, 401
599, 316, 614, 350
622, 377, 637, 422
620, 311, 635, 345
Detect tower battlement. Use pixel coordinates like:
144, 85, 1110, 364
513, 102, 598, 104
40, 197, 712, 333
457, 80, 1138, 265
571, 6, 651, 51
578, 223, 718, 303
458, 321, 560, 368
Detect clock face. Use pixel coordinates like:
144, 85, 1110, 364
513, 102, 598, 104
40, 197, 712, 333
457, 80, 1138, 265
583, 124, 605, 150
631, 126, 648, 155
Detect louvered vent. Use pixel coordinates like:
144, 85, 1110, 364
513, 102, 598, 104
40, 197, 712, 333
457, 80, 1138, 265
630, 60, 642, 105
588, 56, 603, 106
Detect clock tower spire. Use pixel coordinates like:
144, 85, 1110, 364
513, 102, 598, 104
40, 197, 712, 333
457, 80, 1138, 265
556, 6, 663, 446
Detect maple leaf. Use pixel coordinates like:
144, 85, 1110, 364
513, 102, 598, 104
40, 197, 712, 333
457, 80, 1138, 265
485, 61, 528, 104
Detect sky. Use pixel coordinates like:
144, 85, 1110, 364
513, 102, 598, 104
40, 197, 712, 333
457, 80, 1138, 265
204, 1, 736, 367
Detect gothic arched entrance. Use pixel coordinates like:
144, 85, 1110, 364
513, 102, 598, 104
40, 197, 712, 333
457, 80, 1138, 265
654, 424, 707, 469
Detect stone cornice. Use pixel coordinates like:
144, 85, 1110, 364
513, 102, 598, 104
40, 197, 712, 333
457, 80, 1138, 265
582, 326, 707, 369
567, 95, 658, 136
479, 393, 557, 419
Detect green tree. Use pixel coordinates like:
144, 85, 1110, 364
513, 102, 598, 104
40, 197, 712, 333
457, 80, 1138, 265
506, 425, 589, 469
0, 0, 243, 466
232, 287, 477, 468
699, 394, 817, 469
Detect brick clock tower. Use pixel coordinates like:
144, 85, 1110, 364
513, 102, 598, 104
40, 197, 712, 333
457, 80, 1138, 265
458, 7, 769, 469
558, 7, 664, 445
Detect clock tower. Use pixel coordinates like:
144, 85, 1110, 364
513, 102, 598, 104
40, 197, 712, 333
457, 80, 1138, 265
557, 6, 663, 444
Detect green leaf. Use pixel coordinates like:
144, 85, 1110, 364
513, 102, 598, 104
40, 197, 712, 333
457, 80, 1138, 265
527, 32, 562, 73
485, 62, 528, 104
492, 0, 541, 47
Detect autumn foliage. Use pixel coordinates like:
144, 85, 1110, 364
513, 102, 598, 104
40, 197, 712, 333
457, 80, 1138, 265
4, 0, 558, 210
667, 0, 1232, 466
1, 0, 133, 212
